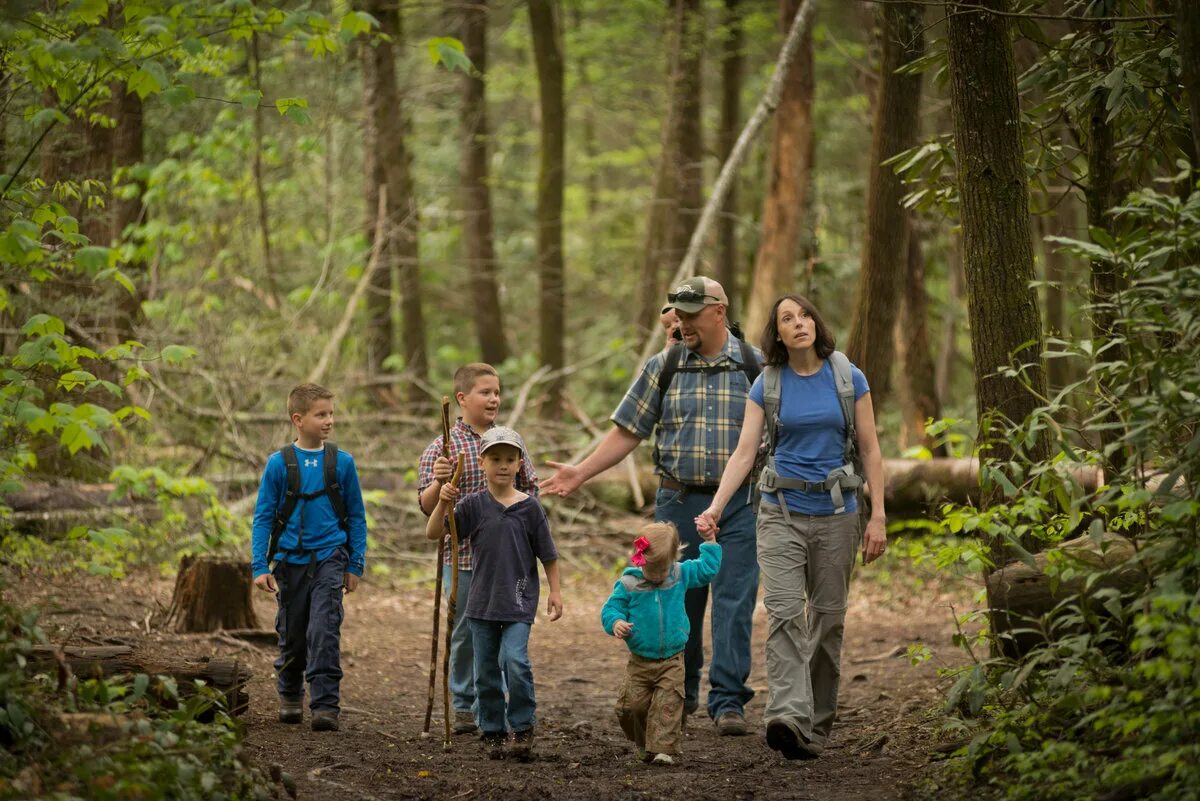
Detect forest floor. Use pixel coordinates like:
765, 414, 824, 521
9, 532, 978, 801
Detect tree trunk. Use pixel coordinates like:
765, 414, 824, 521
28, 646, 250, 717
111, 81, 144, 342
669, 0, 704, 293
168, 556, 259, 633
896, 222, 946, 455
845, 1, 924, 406
529, 0, 566, 414
947, 0, 1050, 487
744, 0, 814, 337
461, 0, 509, 364
1039, 198, 1075, 392
1176, 1, 1200, 162
361, 0, 427, 398
1086, 18, 1129, 474
935, 233, 964, 405
249, 33, 281, 312
717, 0, 743, 315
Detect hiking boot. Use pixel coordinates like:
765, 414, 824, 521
480, 731, 506, 760
509, 728, 536, 762
278, 698, 303, 725
651, 753, 675, 766
311, 709, 339, 732
715, 710, 749, 736
453, 710, 479, 735
766, 720, 823, 760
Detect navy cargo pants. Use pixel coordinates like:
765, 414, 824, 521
273, 546, 347, 711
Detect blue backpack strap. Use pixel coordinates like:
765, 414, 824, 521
267, 445, 302, 568
323, 441, 350, 537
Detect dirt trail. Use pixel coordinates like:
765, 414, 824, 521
13, 559, 972, 801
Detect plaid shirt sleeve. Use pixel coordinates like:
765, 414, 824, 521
518, 456, 540, 499
417, 437, 443, 510
611, 353, 666, 439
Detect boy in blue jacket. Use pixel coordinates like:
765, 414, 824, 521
601, 521, 721, 765
251, 383, 368, 732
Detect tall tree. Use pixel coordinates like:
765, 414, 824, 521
460, 0, 508, 364
361, 0, 427, 397
248, 33, 280, 312
717, 0, 743, 314
743, 0, 814, 337
947, 0, 1049, 480
845, 1, 924, 407
896, 222, 945, 455
111, 82, 144, 342
635, 0, 703, 332
529, 0, 565, 414
1176, 1, 1200, 162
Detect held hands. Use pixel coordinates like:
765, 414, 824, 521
862, 516, 887, 564
253, 573, 277, 593
438, 482, 460, 505
694, 507, 721, 541
546, 592, 563, 621
540, 461, 582, 498
343, 573, 359, 593
432, 456, 453, 483
612, 620, 633, 639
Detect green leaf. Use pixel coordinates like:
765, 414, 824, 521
128, 63, 167, 99
160, 344, 197, 365
274, 97, 311, 125
160, 85, 197, 107
21, 314, 65, 337
427, 37, 473, 74
58, 370, 97, 391
70, 0, 109, 25
76, 246, 113, 272
239, 90, 264, 110
60, 422, 101, 454
340, 10, 377, 36
30, 107, 70, 130
96, 267, 136, 295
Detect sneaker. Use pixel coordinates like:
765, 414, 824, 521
509, 728, 536, 762
651, 753, 675, 766
311, 709, 339, 732
453, 710, 479, 735
278, 698, 303, 725
765, 720, 823, 759
480, 731, 506, 760
715, 710, 749, 736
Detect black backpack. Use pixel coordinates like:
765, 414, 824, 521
265, 442, 350, 568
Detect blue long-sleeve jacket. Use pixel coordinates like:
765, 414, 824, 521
600, 542, 722, 660
251, 444, 368, 577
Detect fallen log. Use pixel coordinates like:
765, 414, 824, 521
986, 532, 1145, 659
27, 646, 250, 717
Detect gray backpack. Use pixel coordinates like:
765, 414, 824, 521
756, 351, 863, 519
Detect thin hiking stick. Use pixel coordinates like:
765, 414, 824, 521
422, 398, 454, 735
442, 452, 466, 749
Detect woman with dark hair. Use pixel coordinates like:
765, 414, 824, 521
695, 294, 887, 761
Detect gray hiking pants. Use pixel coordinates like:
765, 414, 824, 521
757, 500, 859, 743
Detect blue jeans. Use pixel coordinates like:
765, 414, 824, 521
470, 619, 535, 734
273, 546, 347, 711
443, 565, 476, 714
656, 486, 758, 718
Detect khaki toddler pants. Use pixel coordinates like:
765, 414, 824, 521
615, 651, 685, 756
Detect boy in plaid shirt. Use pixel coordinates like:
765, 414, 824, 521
418, 363, 539, 734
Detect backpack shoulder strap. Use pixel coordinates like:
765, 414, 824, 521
737, 337, 761, 385
655, 343, 685, 412
323, 441, 350, 535
827, 351, 857, 462
762, 365, 782, 455
267, 445, 302, 565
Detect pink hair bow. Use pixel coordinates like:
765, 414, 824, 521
631, 536, 651, 567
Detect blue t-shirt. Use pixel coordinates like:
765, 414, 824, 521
452, 491, 558, 624
250, 444, 368, 577
748, 360, 870, 515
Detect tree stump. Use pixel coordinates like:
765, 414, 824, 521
986, 532, 1144, 659
168, 556, 259, 633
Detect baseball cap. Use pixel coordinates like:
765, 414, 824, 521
480, 425, 526, 455
663, 276, 729, 314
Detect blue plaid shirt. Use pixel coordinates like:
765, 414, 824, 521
611, 334, 762, 486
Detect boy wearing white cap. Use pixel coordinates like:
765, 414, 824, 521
426, 426, 562, 761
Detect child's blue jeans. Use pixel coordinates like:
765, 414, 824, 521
470, 618, 534, 734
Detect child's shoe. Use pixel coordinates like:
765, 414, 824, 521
481, 731, 506, 760
651, 753, 675, 766
453, 710, 479, 734
311, 709, 339, 732
509, 728, 536, 762
278, 698, 303, 725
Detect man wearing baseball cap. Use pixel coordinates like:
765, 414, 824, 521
543, 275, 762, 736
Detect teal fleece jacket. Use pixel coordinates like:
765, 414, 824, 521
600, 542, 722, 660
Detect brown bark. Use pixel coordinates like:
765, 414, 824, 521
529, 0, 565, 414
947, 0, 1049, 480
1086, 18, 1129, 474
670, 0, 703, 290
896, 222, 945, 455
111, 81, 144, 341
935, 233, 964, 405
845, 1, 924, 406
249, 33, 280, 311
361, 0, 427, 397
744, 0, 814, 337
1176, 1, 1200, 162
461, 0, 508, 364
168, 556, 259, 633
1039, 198, 1076, 392
717, 0, 743, 314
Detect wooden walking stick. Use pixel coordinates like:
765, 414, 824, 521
423, 397, 454, 736
442, 451, 465, 748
